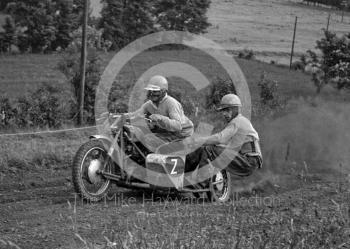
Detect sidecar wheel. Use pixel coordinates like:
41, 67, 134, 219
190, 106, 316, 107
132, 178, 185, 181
207, 170, 232, 203
72, 139, 112, 202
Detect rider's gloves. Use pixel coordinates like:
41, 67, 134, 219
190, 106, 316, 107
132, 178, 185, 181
149, 114, 166, 127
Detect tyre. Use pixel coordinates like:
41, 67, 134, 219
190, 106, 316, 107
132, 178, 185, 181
72, 139, 113, 202
207, 170, 232, 203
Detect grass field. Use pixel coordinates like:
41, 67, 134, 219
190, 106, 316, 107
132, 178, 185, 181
0, 51, 314, 99
206, 0, 350, 64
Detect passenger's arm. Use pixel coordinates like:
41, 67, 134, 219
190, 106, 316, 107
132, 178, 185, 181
195, 123, 237, 145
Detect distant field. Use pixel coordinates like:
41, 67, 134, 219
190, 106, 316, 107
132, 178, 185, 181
0, 54, 69, 98
0, 51, 316, 100
206, 0, 350, 64
1, 49, 348, 107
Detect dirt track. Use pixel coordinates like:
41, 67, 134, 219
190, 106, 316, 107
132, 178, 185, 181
0, 167, 266, 249
0, 170, 76, 249
1, 165, 349, 249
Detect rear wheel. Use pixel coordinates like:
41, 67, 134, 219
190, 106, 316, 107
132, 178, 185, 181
72, 139, 113, 202
207, 170, 231, 203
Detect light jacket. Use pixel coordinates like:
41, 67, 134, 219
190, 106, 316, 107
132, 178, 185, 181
130, 94, 194, 137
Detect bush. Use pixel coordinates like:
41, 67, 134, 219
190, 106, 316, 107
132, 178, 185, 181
168, 88, 197, 117
305, 31, 350, 92
27, 84, 66, 128
0, 84, 67, 129
205, 77, 236, 110
254, 71, 286, 117
238, 49, 255, 60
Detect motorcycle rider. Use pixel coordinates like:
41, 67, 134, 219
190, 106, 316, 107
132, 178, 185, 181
126, 75, 194, 150
185, 94, 262, 178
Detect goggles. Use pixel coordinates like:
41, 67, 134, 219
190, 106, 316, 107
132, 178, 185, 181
148, 90, 162, 97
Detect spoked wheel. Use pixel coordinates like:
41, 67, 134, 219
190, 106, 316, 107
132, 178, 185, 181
207, 170, 232, 203
72, 139, 113, 202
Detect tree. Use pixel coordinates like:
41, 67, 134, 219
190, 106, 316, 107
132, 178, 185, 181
99, 0, 156, 50
305, 30, 350, 92
51, 0, 76, 50
7, 0, 57, 52
2, 16, 16, 52
154, 0, 211, 34
0, 0, 12, 11
6, 0, 84, 52
317, 31, 350, 90
100, 0, 212, 51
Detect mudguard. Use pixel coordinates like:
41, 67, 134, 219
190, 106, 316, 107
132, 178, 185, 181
89, 135, 120, 164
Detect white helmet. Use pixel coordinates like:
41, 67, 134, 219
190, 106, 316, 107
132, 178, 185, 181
218, 94, 242, 110
144, 75, 168, 91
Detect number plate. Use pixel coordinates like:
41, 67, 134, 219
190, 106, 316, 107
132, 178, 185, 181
165, 156, 185, 175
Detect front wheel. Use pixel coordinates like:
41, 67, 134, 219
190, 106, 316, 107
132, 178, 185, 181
72, 139, 113, 202
207, 170, 232, 203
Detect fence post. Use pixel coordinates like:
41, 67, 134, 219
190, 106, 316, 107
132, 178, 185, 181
290, 16, 298, 70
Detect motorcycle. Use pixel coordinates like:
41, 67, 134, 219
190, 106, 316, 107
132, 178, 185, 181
72, 113, 232, 203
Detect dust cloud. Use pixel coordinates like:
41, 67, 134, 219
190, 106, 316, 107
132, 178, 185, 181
258, 97, 350, 175
232, 97, 350, 195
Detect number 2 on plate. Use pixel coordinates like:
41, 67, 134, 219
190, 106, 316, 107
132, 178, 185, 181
170, 159, 178, 175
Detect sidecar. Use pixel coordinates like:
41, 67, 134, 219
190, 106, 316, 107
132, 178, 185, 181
71, 113, 232, 203
145, 152, 232, 202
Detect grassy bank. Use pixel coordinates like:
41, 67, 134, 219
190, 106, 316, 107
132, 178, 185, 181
0, 51, 349, 175
0, 51, 315, 99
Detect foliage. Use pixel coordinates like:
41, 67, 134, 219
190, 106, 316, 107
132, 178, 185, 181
51, 0, 78, 50
68, 25, 104, 50
153, 0, 211, 34
237, 49, 255, 60
0, 84, 67, 129
99, 0, 156, 51
0, 0, 12, 11
254, 71, 286, 117
205, 77, 236, 109
58, 46, 102, 124
316, 31, 350, 90
0, 17, 16, 52
7, 0, 57, 52
168, 88, 197, 117
302, 0, 348, 9
5, 0, 83, 52
100, 0, 211, 51
305, 31, 350, 92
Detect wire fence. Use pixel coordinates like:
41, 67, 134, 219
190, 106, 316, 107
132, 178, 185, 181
0, 125, 98, 138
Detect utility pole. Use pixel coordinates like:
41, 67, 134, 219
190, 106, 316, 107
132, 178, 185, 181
78, 0, 89, 125
290, 16, 298, 70
326, 13, 331, 32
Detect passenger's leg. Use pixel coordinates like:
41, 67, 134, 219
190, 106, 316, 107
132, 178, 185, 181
185, 145, 224, 173
224, 154, 259, 177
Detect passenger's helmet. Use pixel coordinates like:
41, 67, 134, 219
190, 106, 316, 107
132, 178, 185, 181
217, 94, 242, 110
144, 75, 168, 91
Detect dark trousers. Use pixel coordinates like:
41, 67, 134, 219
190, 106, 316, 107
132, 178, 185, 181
185, 145, 260, 177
